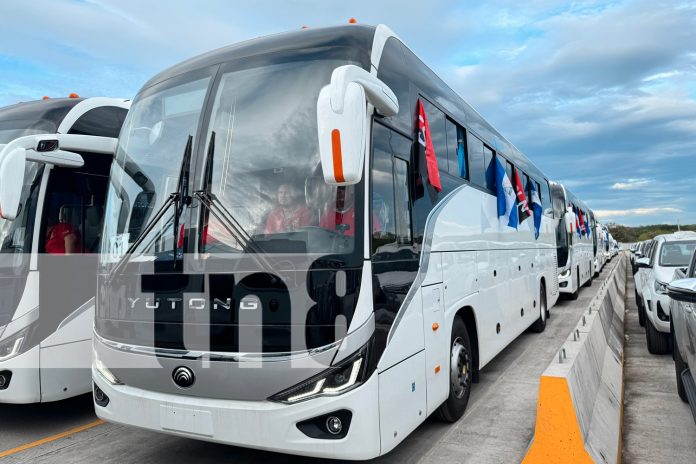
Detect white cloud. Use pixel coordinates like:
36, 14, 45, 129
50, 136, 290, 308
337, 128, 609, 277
611, 178, 652, 190
594, 207, 682, 218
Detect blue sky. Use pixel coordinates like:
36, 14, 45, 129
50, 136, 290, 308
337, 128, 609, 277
0, 0, 694, 226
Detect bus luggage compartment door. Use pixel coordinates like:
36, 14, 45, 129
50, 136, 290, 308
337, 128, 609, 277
421, 283, 448, 415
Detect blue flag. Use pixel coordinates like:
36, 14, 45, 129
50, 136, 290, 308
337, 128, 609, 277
529, 182, 543, 239
495, 157, 518, 228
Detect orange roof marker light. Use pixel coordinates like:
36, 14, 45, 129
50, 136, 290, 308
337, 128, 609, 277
42, 96, 50, 100
68, 93, 80, 99
301, 25, 309, 29
348, 18, 357, 24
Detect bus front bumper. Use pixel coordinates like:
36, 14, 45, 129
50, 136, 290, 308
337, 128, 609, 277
93, 368, 382, 460
0, 344, 41, 404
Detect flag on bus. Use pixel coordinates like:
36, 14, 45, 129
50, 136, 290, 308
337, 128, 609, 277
512, 168, 530, 223
495, 156, 518, 228
578, 209, 586, 236
529, 182, 542, 239
585, 214, 591, 236
417, 99, 442, 192
574, 206, 581, 238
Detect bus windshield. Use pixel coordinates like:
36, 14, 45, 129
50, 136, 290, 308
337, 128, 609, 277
199, 59, 361, 260
101, 58, 362, 269
0, 119, 57, 145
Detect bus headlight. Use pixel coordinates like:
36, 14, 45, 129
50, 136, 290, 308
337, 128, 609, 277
560, 269, 571, 279
269, 345, 371, 404
93, 354, 123, 385
0, 326, 31, 362
654, 280, 668, 295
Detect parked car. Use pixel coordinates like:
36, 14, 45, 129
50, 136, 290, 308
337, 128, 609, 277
634, 239, 656, 326
636, 232, 696, 354
667, 249, 696, 419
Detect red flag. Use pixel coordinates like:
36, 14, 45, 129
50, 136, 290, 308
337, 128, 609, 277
417, 99, 442, 192
578, 209, 586, 236
512, 168, 530, 222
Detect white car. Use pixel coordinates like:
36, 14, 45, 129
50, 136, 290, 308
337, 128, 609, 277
636, 232, 696, 354
634, 239, 656, 326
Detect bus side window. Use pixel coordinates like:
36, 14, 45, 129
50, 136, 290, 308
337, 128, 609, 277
483, 146, 495, 192
68, 106, 128, 138
506, 160, 513, 181
445, 119, 466, 178
467, 133, 485, 188
371, 123, 413, 258
420, 98, 448, 174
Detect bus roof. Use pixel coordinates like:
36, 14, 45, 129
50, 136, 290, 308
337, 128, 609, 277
141, 24, 377, 91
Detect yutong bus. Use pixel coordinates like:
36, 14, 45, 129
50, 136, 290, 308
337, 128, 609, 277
0, 96, 129, 402
93, 24, 562, 459
550, 181, 594, 300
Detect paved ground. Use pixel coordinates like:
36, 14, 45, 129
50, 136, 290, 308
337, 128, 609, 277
622, 262, 696, 463
0, 262, 617, 463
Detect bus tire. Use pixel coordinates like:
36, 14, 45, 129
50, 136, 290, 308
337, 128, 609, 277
645, 319, 670, 355
569, 272, 579, 300
675, 335, 688, 403
530, 283, 547, 333
435, 317, 472, 423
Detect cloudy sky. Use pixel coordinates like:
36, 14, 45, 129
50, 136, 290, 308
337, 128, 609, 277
1, 0, 694, 226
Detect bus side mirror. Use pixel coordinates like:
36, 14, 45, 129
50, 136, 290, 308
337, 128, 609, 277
317, 65, 399, 185
0, 135, 85, 220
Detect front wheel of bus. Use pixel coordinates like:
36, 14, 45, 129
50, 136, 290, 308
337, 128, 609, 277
435, 317, 472, 423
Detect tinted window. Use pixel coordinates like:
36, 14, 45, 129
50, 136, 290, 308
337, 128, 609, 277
376, 38, 411, 133
467, 133, 485, 188
420, 99, 447, 174
372, 123, 413, 259
505, 160, 513, 181
542, 181, 552, 216
68, 106, 128, 138
660, 241, 696, 267
445, 119, 462, 176
483, 146, 495, 191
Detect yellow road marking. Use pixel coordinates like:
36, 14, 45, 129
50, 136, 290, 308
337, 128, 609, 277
0, 419, 104, 459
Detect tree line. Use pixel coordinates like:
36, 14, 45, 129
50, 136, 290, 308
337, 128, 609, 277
606, 223, 696, 243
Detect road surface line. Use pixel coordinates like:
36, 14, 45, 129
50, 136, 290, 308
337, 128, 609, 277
0, 419, 105, 458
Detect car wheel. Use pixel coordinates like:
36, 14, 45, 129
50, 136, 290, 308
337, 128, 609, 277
530, 284, 547, 333
645, 319, 670, 355
435, 317, 472, 423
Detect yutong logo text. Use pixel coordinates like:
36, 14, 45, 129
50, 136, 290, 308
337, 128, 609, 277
126, 297, 249, 311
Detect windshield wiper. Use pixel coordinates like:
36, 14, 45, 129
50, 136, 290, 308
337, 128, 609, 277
107, 136, 193, 283
194, 131, 262, 256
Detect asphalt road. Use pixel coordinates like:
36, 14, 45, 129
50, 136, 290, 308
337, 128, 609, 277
0, 261, 619, 464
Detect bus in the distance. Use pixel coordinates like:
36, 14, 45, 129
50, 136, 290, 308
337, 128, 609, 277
0, 96, 129, 403
93, 24, 562, 459
550, 181, 594, 300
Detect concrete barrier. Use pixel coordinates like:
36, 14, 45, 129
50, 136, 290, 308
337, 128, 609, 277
523, 254, 627, 464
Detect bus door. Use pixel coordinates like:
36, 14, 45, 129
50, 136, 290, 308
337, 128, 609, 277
36, 152, 112, 400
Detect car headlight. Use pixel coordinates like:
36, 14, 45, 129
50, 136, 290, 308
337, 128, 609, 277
269, 344, 372, 404
560, 269, 571, 278
0, 326, 31, 362
654, 280, 668, 295
93, 352, 123, 385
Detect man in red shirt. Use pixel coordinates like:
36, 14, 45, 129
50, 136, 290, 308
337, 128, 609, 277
45, 206, 83, 254
264, 184, 314, 234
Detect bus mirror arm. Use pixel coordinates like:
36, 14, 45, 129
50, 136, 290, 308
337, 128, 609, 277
317, 65, 399, 186
329, 65, 399, 117
0, 134, 87, 220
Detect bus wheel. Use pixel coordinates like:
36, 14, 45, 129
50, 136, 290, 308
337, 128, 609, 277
530, 284, 547, 333
569, 272, 580, 300
435, 317, 472, 422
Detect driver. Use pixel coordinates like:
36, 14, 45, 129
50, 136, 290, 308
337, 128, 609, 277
264, 184, 314, 234
45, 205, 83, 254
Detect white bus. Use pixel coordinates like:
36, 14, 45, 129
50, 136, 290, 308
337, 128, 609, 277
0, 96, 129, 403
592, 216, 608, 276
93, 24, 562, 459
550, 182, 594, 299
